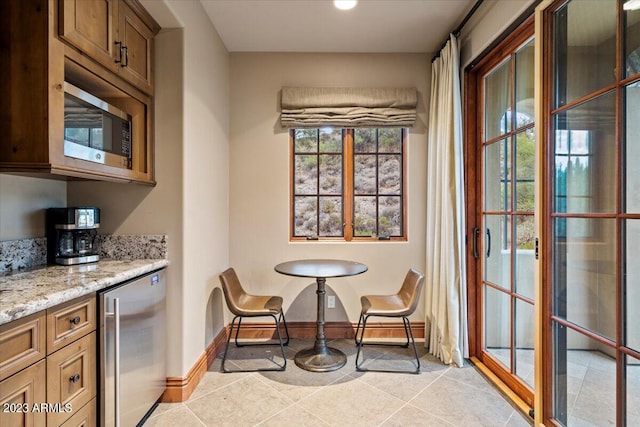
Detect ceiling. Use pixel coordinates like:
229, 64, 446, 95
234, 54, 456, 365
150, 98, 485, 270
199, 0, 475, 53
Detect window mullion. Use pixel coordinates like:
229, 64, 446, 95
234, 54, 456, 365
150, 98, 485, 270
344, 129, 354, 241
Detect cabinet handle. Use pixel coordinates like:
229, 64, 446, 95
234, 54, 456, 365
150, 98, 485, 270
69, 374, 81, 383
121, 46, 128, 68
486, 228, 492, 258
115, 41, 123, 64
70, 316, 81, 325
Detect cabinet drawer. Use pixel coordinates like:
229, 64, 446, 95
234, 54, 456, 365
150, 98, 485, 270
47, 332, 96, 426
60, 397, 96, 427
0, 312, 46, 381
47, 296, 95, 355
0, 359, 46, 427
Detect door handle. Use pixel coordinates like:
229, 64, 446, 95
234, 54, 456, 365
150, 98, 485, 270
472, 227, 480, 259
486, 228, 491, 258
106, 298, 121, 427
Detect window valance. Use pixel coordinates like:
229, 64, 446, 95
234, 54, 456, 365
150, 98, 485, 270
280, 87, 418, 128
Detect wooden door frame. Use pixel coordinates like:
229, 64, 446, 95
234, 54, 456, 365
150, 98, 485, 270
464, 15, 536, 411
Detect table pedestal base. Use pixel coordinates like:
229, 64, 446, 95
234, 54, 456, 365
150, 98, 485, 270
294, 347, 347, 372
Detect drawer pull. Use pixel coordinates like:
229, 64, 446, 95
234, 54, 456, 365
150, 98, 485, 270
69, 374, 81, 383
70, 316, 81, 325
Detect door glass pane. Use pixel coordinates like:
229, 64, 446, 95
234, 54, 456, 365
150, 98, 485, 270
626, 220, 640, 352
485, 214, 511, 289
625, 7, 640, 78
553, 218, 616, 340
515, 215, 535, 300
553, 0, 616, 108
627, 354, 640, 425
515, 128, 535, 212
515, 299, 534, 388
485, 285, 511, 370
515, 39, 535, 128
485, 139, 510, 212
553, 324, 616, 426
485, 59, 512, 141
626, 82, 640, 212
553, 92, 616, 214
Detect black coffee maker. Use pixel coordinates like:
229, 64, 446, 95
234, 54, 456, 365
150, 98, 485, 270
46, 207, 100, 265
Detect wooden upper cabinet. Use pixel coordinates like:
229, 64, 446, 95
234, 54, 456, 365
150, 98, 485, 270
59, 0, 157, 95
59, 0, 118, 75
117, 1, 155, 93
0, 0, 159, 185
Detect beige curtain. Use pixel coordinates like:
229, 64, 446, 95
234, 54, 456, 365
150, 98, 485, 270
425, 34, 468, 367
280, 87, 417, 128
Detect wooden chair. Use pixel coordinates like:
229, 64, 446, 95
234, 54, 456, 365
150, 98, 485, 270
354, 268, 424, 373
219, 268, 289, 372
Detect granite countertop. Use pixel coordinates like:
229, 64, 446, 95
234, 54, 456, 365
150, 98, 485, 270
0, 259, 169, 325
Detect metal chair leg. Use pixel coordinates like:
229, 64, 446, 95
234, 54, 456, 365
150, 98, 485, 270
221, 315, 240, 373
279, 311, 290, 346
355, 315, 369, 371
405, 316, 420, 373
355, 314, 420, 374
354, 312, 364, 345
221, 313, 287, 373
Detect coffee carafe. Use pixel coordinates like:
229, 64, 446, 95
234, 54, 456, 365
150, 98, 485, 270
46, 207, 100, 265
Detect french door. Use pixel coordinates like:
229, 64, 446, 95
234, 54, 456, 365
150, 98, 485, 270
539, 0, 640, 425
466, 18, 536, 408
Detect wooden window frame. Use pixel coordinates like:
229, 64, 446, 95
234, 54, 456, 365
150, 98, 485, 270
289, 128, 407, 242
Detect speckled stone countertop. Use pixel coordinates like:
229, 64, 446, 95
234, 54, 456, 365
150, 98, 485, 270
0, 259, 169, 325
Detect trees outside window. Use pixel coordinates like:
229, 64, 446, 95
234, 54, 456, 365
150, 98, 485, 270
291, 128, 406, 241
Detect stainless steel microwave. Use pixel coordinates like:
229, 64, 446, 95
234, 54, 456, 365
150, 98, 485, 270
63, 82, 132, 169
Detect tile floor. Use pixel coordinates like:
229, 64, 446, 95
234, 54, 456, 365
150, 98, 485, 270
144, 338, 532, 426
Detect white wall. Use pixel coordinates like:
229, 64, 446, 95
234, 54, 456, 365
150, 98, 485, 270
229, 53, 429, 322
0, 175, 66, 240
459, 0, 535, 69
168, 0, 230, 374
70, 0, 230, 377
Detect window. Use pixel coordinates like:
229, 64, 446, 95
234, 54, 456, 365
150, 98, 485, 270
291, 128, 406, 241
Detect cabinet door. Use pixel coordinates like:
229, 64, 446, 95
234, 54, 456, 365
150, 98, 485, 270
46, 296, 96, 355
60, 397, 95, 427
59, 0, 119, 73
0, 360, 46, 427
0, 312, 46, 382
117, 1, 154, 94
46, 332, 96, 426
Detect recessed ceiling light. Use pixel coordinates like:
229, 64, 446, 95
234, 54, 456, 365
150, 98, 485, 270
624, 0, 640, 10
334, 0, 358, 11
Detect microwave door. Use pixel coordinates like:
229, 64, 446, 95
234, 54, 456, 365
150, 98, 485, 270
63, 82, 132, 169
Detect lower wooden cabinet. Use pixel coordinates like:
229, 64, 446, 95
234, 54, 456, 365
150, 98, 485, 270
0, 296, 97, 426
46, 333, 95, 426
0, 360, 47, 427
59, 398, 95, 427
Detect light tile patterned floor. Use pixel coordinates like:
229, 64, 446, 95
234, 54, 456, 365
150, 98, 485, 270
144, 339, 532, 427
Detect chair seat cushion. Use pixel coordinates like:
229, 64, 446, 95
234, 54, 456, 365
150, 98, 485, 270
361, 294, 411, 317
235, 294, 283, 316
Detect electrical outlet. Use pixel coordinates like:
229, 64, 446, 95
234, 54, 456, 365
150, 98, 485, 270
327, 295, 336, 308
